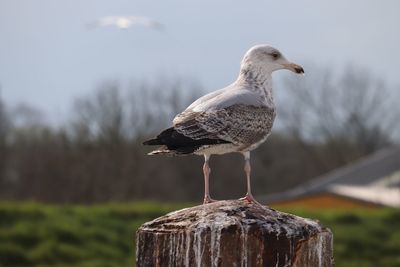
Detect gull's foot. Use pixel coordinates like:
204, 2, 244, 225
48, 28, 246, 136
239, 194, 263, 206
203, 196, 218, 204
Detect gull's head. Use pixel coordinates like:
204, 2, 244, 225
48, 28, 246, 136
241, 44, 304, 75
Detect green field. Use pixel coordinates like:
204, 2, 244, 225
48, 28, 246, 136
0, 202, 399, 267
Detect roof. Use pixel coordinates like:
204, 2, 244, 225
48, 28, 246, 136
259, 146, 400, 207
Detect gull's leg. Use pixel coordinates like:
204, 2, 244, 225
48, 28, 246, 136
203, 154, 216, 204
239, 152, 261, 205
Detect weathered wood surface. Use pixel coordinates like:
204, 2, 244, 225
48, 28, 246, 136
136, 200, 333, 267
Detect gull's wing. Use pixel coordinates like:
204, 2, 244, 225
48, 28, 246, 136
87, 16, 164, 31
127, 16, 164, 31
173, 89, 274, 145
183, 86, 264, 113
98, 16, 119, 26
86, 16, 122, 29
174, 86, 265, 124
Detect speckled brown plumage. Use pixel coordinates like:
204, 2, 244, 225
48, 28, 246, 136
174, 104, 276, 151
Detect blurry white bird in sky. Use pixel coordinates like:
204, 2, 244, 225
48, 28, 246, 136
87, 16, 164, 31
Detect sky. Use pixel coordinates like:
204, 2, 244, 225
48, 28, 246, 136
0, 0, 399, 123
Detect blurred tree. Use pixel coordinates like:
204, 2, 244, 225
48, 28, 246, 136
128, 78, 204, 139
11, 102, 46, 128
0, 68, 398, 203
63, 78, 205, 202
0, 92, 9, 140
0, 90, 11, 195
71, 81, 125, 144
278, 65, 398, 171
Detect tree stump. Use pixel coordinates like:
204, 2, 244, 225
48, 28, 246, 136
136, 200, 333, 267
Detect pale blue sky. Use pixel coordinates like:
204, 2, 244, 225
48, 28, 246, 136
0, 0, 399, 122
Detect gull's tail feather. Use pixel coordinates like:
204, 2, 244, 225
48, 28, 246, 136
143, 138, 162, 146
147, 146, 173, 155
143, 126, 230, 156
146, 146, 196, 156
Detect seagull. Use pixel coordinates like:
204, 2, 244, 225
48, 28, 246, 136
87, 16, 164, 31
143, 44, 304, 204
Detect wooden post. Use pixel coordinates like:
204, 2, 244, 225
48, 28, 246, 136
136, 200, 334, 267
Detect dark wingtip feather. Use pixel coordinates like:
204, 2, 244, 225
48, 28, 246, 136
142, 138, 160, 146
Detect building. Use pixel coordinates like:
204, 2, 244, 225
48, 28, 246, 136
259, 146, 400, 208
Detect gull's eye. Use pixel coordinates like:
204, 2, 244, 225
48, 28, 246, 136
271, 52, 280, 59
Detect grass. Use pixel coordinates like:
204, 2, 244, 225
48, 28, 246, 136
0, 202, 399, 267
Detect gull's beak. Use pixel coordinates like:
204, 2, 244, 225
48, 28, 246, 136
282, 63, 304, 74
